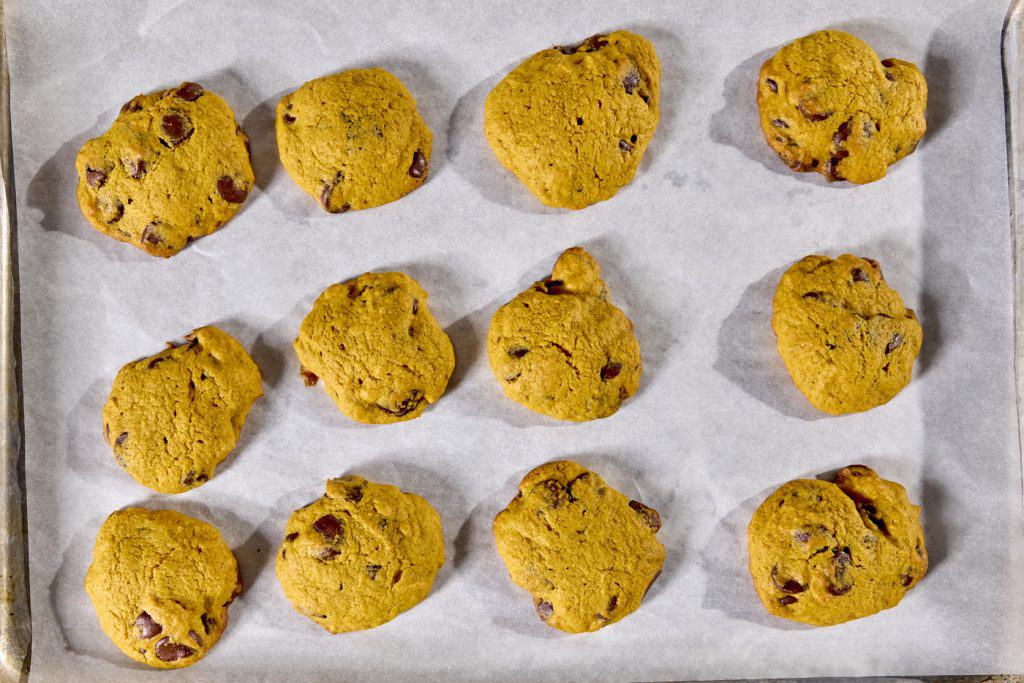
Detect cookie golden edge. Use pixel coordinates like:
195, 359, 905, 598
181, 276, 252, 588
493, 460, 665, 633
747, 465, 927, 626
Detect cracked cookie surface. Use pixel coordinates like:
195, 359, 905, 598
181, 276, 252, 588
748, 465, 927, 626
493, 461, 665, 633
84, 507, 241, 669
76, 82, 254, 257
757, 30, 927, 184
772, 254, 922, 415
484, 31, 660, 209
276, 476, 445, 633
276, 68, 432, 213
102, 326, 263, 493
488, 247, 641, 421
294, 272, 454, 423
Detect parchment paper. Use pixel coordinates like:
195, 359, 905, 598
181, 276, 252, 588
8, 0, 1024, 680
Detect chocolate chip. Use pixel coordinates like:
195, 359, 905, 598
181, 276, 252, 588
121, 97, 143, 113
285, 532, 299, 542
412, 299, 419, 315
628, 500, 662, 532
857, 502, 889, 536
851, 267, 869, 283
408, 150, 428, 179
508, 346, 529, 358
619, 139, 633, 152
99, 197, 124, 224
182, 472, 196, 486
600, 361, 622, 381
175, 82, 204, 101
535, 599, 554, 621
318, 547, 340, 561
797, 103, 832, 122
802, 291, 824, 301
885, 333, 904, 354
793, 530, 811, 543
539, 279, 566, 295
901, 574, 914, 587
606, 595, 618, 613
283, 113, 296, 124
823, 154, 846, 181
778, 595, 798, 606
623, 71, 640, 94
85, 166, 107, 188
885, 71, 896, 82
312, 514, 342, 541
766, 78, 778, 93
881, 59, 896, 68
366, 563, 382, 580
320, 171, 346, 212
826, 548, 854, 596
115, 432, 128, 446
200, 613, 214, 635
377, 390, 423, 417
345, 486, 364, 503
771, 566, 807, 594
771, 119, 789, 129
125, 158, 146, 179
140, 222, 163, 245
188, 630, 203, 646
216, 176, 248, 204
300, 368, 319, 386
135, 611, 162, 639
833, 118, 852, 148
541, 480, 567, 509
155, 637, 194, 662
160, 113, 193, 146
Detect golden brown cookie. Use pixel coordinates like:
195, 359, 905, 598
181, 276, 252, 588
76, 82, 254, 257
102, 326, 263, 493
484, 31, 660, 208
488, 247, 641, 421
757, 30, 927, 184
84, 508, 241, 669
275, 476, 445, 633
748, 465, 927, 626
276, 68, 432, 213
772, 254, 922, 415
493, 461, 665, 633
294, 272, 454, 423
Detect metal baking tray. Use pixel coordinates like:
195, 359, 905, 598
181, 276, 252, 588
0, 1, 1021, 680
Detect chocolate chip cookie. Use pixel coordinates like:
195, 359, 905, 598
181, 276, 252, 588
757, 30, 927, 183
772, 254, 922, 415
294, 272, 454, 423
102, 326, 263, 493
493, 461, 665, 633
488, 247, 641, 421
484, 31, 660, 208
276, 68, 432, 213
748, 465, 927, 626
276, 475, 445, 633
76, 82, 254, 257
84, 507, 241, 669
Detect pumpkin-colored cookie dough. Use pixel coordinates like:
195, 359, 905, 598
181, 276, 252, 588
757, 30, 927, 183
484, 31, 660, 208
76, 82, 254, 257
494, 461, 665, 633
276, 476, 445, 633
102, 326, 263, 493
276, 68, 432, 213
294, 272, 454, 423
748, 465, 927, 626
772, 254, 922, 415
488, 247, 641, 421
84, 508, 242, 669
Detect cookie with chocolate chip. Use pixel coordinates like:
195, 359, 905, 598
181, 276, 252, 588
75, 82, 254, 257
276, 68, 432, 213
102, 326, 263, 493
488, 247, 641, 421
84, 507, 241, 669
294, 272, 454, 423
748, 465, 927, 626
772, 254, 922, 415
484, 30, 660, 208
493, 461, 665, 633
275, 476, 445, 633
757, 30, 927, 183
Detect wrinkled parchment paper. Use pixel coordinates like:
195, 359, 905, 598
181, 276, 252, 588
8, 0, 1024, 679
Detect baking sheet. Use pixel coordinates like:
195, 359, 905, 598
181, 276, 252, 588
7, 0, 1024, 680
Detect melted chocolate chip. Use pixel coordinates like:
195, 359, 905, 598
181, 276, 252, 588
600, 361, 622, 381
778, 595, 798, 606
300, 368, 319, 386
771, 118, 789, 129
508, 346, 529, 358
175, 82, 204, 101
121, 98, 143, 113
628, 500, 662, 532
217, 176, 248, 204
881, 59, 896, 68
535, 599, 554, 620
771, 566, 807, 594
200, 613, 214, 635
366, 563, 382, 580
803, 291, 824, 301
140, 222, 163, 246
377, 390, 423, 417
100, 197, 124, 224
126, 158, 146, 179
115, 432, 129, 446
319, 171, 346, 212
797, 103, 832, 122
188, 630, 203, 646
901, 574, 914, 587
539, 279, 566, 295
833, 118, 852, 148
826, 548, 854, 596
619, 139, 633, 152
85, 166, 107, 188
154, 637, 194, 662
318, 547, 340, 561
623, 71, 640, 95
607, 595, 618, 613
885, 333, 905, 354
851, 267, 869, 283
135, 611, 162, 639
312, 514, 342, 541
541, 479, 567, 509
160, 113, 193, 146
283, 113, 296, 124
408, 150, 428, 179
285, 532, 299, 542
766, 78, 778, 93
412, 299, 419, 315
